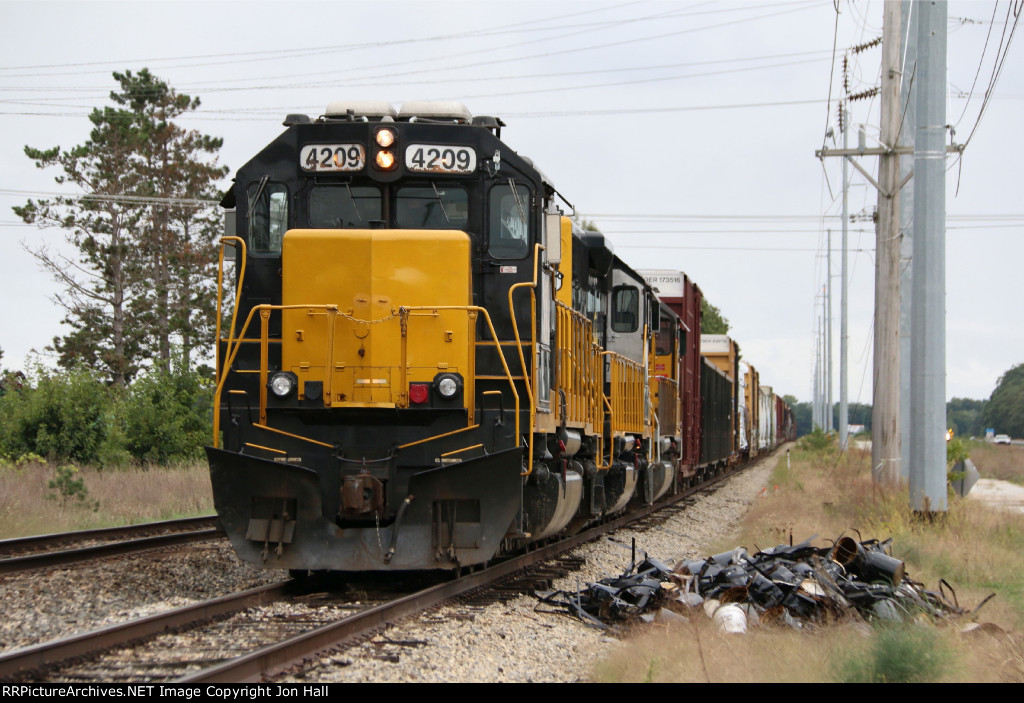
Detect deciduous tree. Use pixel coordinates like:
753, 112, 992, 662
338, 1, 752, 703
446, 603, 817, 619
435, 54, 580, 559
984, 364, 1024, 438
701, 298, 730, 334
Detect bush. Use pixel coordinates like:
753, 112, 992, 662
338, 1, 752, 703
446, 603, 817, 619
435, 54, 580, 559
0, 364, 122, 466
121, 357, 213, 464
798, 427, 835, 452
836, 623, 954, 683
0, 356, 213, 467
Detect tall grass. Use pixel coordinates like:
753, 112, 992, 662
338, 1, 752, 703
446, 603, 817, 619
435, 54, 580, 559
965, 440, 1024, 484
593, 441, 1024, 682
0, 459, 213, 539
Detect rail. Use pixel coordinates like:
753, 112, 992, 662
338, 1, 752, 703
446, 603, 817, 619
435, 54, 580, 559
508, 243, 544, 476
653, 375, 680, 437
554, 301, 602, 434
213, 236, 248, 445
213, 302, 520, 450
603, 350, 647, 437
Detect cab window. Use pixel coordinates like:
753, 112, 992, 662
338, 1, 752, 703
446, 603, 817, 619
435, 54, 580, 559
309, 186, 382, 228
395, 186, 468, 229
247, 181, 288, 253
611, 286, 639, 333
488, 184, 530, 259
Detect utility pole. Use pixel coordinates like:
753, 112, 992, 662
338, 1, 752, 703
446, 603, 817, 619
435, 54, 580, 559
872, 0, 903, 485
840, 111, 849, 450
909, 0, 948, 513
827, 229, 833, 432
813, 309, 821, 430
814, 4, 961, 467
899, 0, 918, 479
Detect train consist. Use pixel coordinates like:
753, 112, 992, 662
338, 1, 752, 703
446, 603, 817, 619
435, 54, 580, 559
208, 100, 795, 574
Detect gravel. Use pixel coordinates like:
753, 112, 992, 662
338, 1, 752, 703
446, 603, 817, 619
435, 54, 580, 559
283, 453, 781, 683
0, 541, 280, 654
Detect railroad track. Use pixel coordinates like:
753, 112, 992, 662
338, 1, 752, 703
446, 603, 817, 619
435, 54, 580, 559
0, 456, 761, 683
0, 516, 222, 575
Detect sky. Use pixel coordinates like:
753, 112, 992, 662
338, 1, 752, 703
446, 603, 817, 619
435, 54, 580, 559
0, 0, 1021, 407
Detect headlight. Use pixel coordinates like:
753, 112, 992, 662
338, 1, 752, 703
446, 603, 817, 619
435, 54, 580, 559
375, 128, 396, 147
437, 377, 458, 397
434, 373, 461, 398
269, 372, 296, 398
375, 150, 396, 169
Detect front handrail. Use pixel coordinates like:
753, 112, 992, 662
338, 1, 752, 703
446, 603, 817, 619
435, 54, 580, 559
213, 237, 247, 447
213, 303, 521, 451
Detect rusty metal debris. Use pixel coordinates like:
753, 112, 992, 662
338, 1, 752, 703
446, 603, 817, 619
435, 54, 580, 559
537, 535, 991, 631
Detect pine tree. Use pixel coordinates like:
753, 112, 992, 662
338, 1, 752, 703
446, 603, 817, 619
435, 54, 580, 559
110, 69, 228, 371
14, 70, 227, 383
14, 105, 148, 386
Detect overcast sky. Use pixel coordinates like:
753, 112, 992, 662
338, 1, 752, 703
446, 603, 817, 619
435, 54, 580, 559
0, 0, 1020, 406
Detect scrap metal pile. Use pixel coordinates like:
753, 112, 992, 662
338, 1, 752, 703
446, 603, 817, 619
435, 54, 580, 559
539, 536, 988, 631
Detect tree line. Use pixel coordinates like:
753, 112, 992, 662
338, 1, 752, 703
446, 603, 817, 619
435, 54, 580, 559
785, 362, 1024, 440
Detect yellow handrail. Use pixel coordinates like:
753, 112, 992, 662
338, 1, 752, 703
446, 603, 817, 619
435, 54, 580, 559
507, 244, 544, 476
213, 303, 521, 454
213, 236, 247, 447
602, 350, 646, 436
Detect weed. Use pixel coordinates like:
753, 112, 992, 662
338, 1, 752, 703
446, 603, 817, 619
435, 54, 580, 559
798, 427, 835, 453
835, 623, 954, 683
642, 658, 658, 683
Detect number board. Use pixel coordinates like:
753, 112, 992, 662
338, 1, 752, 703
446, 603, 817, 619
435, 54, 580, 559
300, 144, 366, 172
405, 145, 477, 174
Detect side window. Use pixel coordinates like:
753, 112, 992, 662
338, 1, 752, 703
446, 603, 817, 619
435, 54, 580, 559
655, 314, 674, 356
611, 286, 639, 333
247, 182, 288, 253
488, 184, 530, 259
309, 186, 382, 228
395, 186, 468, 229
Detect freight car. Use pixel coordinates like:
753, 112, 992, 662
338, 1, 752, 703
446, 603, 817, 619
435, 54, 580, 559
208, 101, 792, 574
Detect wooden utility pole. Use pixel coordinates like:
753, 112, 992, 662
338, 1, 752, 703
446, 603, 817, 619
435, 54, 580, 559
872, 0, 903, 485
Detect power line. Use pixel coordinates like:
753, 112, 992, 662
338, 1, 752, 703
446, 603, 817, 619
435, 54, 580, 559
0, 1, 648, 75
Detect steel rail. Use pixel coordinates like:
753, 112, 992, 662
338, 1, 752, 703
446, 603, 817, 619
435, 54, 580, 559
0, 582, 287, 680
0, 517, 222, 575
0, 516, 218, 552
182, 456, 761, 683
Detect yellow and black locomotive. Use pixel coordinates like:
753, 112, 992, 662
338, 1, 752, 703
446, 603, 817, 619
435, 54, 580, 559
209, 100, 782, 574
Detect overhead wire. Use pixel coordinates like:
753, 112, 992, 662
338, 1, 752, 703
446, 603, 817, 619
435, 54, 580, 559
0, 1, 812, 89
0, 0, 650, 76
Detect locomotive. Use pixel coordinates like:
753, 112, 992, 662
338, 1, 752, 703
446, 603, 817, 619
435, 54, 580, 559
208, 100, 794, 574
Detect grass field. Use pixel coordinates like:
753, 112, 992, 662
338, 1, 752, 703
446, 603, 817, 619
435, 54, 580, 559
964, 439, 1024, 485
0, 459, 213, 539
593, 438, 1024, 683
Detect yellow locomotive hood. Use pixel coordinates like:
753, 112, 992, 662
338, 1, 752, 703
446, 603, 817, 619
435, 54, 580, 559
281, 228, 473, 408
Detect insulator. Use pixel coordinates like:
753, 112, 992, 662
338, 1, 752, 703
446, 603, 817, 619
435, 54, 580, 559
847, 87, 880, 102
851, 36, 883, 55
